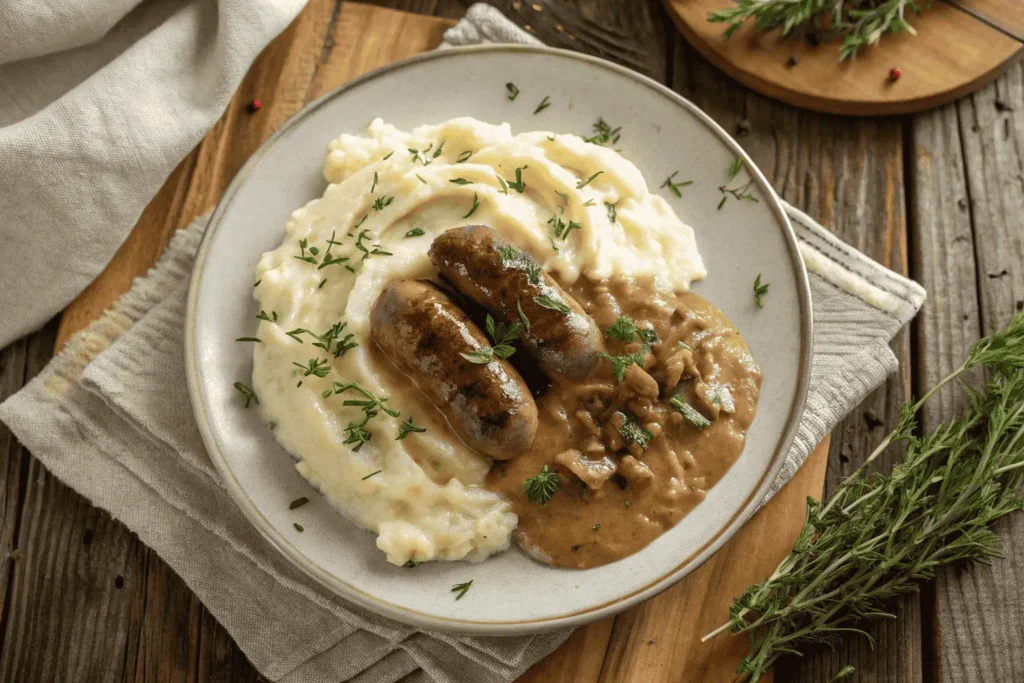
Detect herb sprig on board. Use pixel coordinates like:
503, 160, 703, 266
708, 0, 932, 62
705, 312, 1024, 682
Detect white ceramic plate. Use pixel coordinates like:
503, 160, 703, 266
185, 45, 811, 635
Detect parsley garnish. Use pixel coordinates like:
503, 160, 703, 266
522, 464, 560, 504
328, 381, 407, 451
496, 245, 541, 285
517, 299, 531, 333
289, 497, 309, 510
451, 580, 473, 600
460, 314, 522, 364
606, 201, 617, 223
235, 336, 261, 343
533, 294, 571, 314
449, 178, 473, 185
506, 82, 519, 101
396, 417, 427, 440
753, 273, 770, 308
576, 171, 603, 189
294, 238, 318, 265
233, 382, 258, 408
373, 195, 394, 211
534, 95, 551, 114
661, 171, 694, 198
597, 320, 657, 381
605, 315, 639, 342
547, 214, 582, 241
620, 418, 654, 449
405, 227, 425, 238
505, 166, 527, 193
457, 150, 473, 163
669, 397, 712, 429
596, 350, 644, 382
293, 358, 330, 378
463, 192, 480, 219
583, 117, 621, 145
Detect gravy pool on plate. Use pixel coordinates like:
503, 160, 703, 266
246, 116, 758, 568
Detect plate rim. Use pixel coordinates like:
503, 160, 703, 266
184, 42, 813, 635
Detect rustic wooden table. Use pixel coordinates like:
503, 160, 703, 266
0, 1, 1021, 682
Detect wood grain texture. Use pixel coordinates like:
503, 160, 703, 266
912, 59, 1024, 683
665, 0, 1023, 116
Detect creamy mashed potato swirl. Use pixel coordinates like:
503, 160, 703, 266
252, 117, 705, 566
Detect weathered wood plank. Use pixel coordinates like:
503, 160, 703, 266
669, 35, 919, 683
914, 58, 1024, 683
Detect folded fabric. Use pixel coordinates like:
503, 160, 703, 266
0, 0, 306, 348
0, 5, 926, 683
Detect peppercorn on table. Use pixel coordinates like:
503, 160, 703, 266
0, 2, 1021, 683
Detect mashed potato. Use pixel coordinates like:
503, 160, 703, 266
251, 117, 705, 566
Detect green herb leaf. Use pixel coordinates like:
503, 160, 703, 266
620, 418, 654, 449
582, 117, 622, 146
460, 348, 494, 364
505, 166, 527, 193
457, 150, 473, 163
373, 195, 394, 211
605, 201, 617, 223
533, 294, 571, 314
517, 299, 531, 333
449, 177, 473, 185
533, 95, 551, 114
496, 245, 542, 285
753, 272, 770, 308
289, 497, 309, 510
463, 192, 480, 219
506, 82, 519, 101
416, 173, 427, 184
396, 417, 427, 440
233, 382, 259, 408
293, 523, 304, 532
576, 171, 603, 189
361, 470, 382, 480
235, 337, 262, 343
432, 140, 445, 158
405, 227, 425, 238
451, 580, 473, 600
293, 358, 331, 378
370, 171, 379, 193
605, 315, 639, 342
661, 171, 694, 198
257, 309, 277, 322
496, 174, 509, 195
522, 464, 560, 505
669, 397, 711, 429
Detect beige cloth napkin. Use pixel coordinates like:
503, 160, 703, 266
0, 5, 925, 682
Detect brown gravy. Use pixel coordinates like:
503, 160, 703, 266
484, 277, 761, 568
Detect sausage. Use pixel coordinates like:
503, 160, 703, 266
429, 225, 603, 381
370, 279, 538, 459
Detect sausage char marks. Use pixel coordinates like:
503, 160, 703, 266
430, 225, 604, 381
370, 279, 538, 459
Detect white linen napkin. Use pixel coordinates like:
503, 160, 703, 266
0, 0, 306, 348
0, 5, 926, 683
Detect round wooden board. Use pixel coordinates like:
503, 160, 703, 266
665, 0, 1024, 115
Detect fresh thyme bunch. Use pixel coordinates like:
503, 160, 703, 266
708, 0, 933, 61
705, 311, 1024, 681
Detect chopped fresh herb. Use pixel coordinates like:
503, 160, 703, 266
370, 171, 379, 193
355, 228, 391, 261
606, 201, 617, 223
457, 150, 473, 163
372, 194, 394, 211
505, 166, 527, 193
637, 327, 658, 346
402, 560, 418, 568
676, 340, 693, 352
496, 175, 509, 194
555, 190, 570, 204
289, 497, 309, 510
597, 350, 645, 382
293, 357, 331, 378
572, 544, 582, 551
547, 135, 556, 142
547, 214, 582, 241
285, 328, 308, 343
625, 500, 630, 507
344, 265, 355, 273
534, 294, 571, 314
408, 148, 432, 166
343, 421, 372, 450
522, 464, 560, 504
405, 227, 425, 238
592, 524, 601, 531
253, 280, 261, 287
753, 273, 770, 308
605, 315, 639, 342
396, 417, 427, 440
496, 245, 542, 285
361, 470, 382, 480
294, 238, 318, 265
329, 381, 403, 452
449, 177, 473, 185
728, 157, 744, 180
451, 580, 473, 600
517, 299, 531, 333
318, 254, 349, 273
576, 171, 603, 189
354, 214, 368, 229
235, 336, 262, 343
506, 82, 519, 101
257, 309, 277, 322
293, 523, 304, 532
661, 171, 694, 198
583, 199, 596, 207
432, 140, 445, 158
669, 397, 712, 429
416, 173, 427, 184
583, 117, 621, 146
534, 95, 551, 114
462, 192, 480, 219
233, 382, 259, 408
620, 418, 654, 449
383, 150, 394, 160
460, 313, 522, 364
460, 348, 496, 364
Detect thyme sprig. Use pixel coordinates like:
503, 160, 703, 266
707, 311, 1024, 682
460, 314, 522, 364
661, 171, 693, 198
583, 118, 621, 146
523, 464, 560, 505
708, 0, 932, 62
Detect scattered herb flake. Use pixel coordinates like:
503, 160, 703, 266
533, 95, 551, 114
606, 201, 617, 223
361, 470, 382, 480
373, 195, 394, 211
534, 294, 571, 314
506, 82, 519, 101
449, 177, 473, 185
233, 382, 259, 408
506, 166, 527, 193
235, 336, 262, 343
293, 357, 331, 378
620, 418, 654, 449
753, 273, 770, 308
405, 227, 425, 238
457, 150, 473, 163
451, 580, 473, 600
289, 497, 309, 510
517, 299, 531, 333
522, 465, 560, 505
583, 117, 622, 146
576, 171, 603, 189
396, 417, 427, 440
293, 523, 304, 532
370, 171, 379, 193
432, 140, 445, 158
462, 192, 480, 219
669, 397, 712, 429
661, 171, 694, 198
605, 315, 639, 342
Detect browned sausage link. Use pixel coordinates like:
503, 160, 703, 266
429, 225, 603, 381
370, 279, 538, 459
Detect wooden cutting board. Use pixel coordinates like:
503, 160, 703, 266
665, 0, 1024, 115
53, 3, 829, 680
